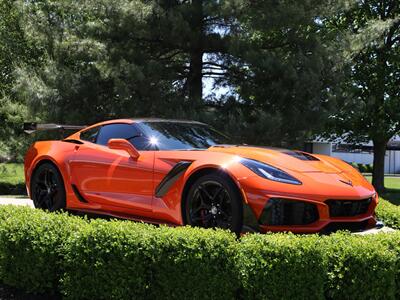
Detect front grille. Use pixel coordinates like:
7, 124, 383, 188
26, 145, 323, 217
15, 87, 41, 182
259, 198, 319, 226
326, 198, 372, 217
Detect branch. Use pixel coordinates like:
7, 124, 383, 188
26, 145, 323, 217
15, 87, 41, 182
385, 19, 400, 47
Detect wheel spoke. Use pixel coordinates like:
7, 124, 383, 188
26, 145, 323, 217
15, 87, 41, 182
199, 185, 213, 201
211, 186, 224, 202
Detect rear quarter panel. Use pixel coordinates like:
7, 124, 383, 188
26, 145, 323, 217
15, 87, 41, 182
24, 141, 77, 200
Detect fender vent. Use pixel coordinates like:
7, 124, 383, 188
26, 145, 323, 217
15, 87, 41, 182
72, 184, 89, 203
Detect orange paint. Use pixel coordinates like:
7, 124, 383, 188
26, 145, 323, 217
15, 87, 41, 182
25, 119, 378, 233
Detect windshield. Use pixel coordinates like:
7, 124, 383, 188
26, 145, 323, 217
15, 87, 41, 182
137, 122, 232, 150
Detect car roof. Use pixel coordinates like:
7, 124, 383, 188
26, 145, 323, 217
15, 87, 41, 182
76, 118, 206, 133
131, 118, 206, 125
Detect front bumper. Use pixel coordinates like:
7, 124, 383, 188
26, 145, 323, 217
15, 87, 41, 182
240, 181, 378, 234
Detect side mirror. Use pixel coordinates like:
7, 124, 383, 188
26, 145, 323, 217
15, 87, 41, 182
107, 138, 140, 159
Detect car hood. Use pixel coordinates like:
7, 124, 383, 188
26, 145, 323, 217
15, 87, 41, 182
207, 145, 343, 174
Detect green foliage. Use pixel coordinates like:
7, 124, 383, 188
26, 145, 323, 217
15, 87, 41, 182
354, 163, 373, 173
0, 163, 25, 195
0, 0, 344, 151
327, 0, 400, 143
325, 0, 400, 190
0, 164, 24, 186
376, 198, 400, 230
322, 232, 397, 300
221, 1, 343, 146
0, 205, 398, 298
62, 221, 237, 300
0, 205, 87, 293
364, 232, 400, 299
236, 233, 325, 300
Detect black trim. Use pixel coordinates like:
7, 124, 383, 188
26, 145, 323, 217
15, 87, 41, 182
24, 122, 85, 134
72, 184, 89, 203
155, 161, 192, 198
243, 203, 260, 232
62, 139, 84, 145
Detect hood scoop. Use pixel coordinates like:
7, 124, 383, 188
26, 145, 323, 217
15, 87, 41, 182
282, 151, 320, 161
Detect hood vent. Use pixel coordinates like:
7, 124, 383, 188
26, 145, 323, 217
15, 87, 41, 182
283, 151, 320, 161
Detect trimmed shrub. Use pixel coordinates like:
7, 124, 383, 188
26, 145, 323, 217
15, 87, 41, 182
321, 233, 397, 300
236, 233, 326, 300
364, 232, 400, 299
0, 205, 399, 299
61, 220, 238, 300
0, 205, 87, 293
376, 198, 400, 229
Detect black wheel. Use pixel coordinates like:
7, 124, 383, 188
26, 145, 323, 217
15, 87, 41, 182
31, 163, 66, 212
184, 172, 243, 233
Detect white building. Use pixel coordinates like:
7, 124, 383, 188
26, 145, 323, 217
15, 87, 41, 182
307, 136, 400, 174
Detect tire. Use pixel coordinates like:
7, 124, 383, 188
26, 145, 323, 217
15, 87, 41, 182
184, 172, 243, 233
31, 162, 66, 212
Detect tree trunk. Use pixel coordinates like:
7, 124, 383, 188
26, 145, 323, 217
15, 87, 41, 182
372, 139, 387, 193
187, 0, 203, 107
188, 51, 203, 106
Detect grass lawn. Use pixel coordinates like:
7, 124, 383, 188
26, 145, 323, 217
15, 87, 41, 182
364, 176, 400, 205
0, 163, 24, 185
0, 163, 26, 195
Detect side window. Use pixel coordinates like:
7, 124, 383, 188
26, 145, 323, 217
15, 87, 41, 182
80, 127, 100, 143
96, 124, 139, 146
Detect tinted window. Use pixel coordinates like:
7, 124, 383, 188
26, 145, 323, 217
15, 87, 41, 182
96, 123, 154, 150
97, 124, 138, 146
137, 122, 231, 150
80, 127, 100, 143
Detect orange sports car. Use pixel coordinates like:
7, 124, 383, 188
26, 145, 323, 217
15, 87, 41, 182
24, 118, 378, 233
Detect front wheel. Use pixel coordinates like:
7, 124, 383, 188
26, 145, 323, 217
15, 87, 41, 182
184, 172, 243, 233
31, 162, 66, 212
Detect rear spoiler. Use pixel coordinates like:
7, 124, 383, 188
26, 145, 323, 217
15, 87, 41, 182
23, 122, 86, 134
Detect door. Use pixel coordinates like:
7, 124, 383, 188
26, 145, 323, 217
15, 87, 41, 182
69, 123, 154, 212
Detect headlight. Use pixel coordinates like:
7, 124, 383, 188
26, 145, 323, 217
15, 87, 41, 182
240, 158, 302, 185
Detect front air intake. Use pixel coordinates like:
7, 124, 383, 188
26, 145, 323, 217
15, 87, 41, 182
326, 198, 372, 217
259, 198, 319, 226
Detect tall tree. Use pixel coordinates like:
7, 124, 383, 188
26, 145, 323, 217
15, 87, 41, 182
14, 0, 238, 123
13, 0, 343, 150
0, 0, 40, 159
219, 0, 342, 146
327, 0, 400, 192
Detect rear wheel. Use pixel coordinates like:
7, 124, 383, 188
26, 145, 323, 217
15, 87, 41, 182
31, 163, 66, 211
184, 173, 243, 233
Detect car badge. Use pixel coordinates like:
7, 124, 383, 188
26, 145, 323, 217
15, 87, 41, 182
339, 179, 353, 186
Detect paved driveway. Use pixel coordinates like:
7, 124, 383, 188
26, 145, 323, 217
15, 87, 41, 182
0, 197, 33, 207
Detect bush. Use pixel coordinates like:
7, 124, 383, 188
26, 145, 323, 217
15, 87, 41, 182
0, 205, 399, 299
363, 232, 400, 299
0, 205, 86, 293
61, 220, 238, 300
355, 163, 373, 173
236, 233, 325, 300
376, 198, 400, 229
321, 233, 397, 300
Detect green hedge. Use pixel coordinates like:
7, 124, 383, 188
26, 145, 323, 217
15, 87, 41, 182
376, 198, 400, 229
62, 221, 238, 300
0, 205, 399, 299
236, 234, 326, 300
0, 206, 87, 293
